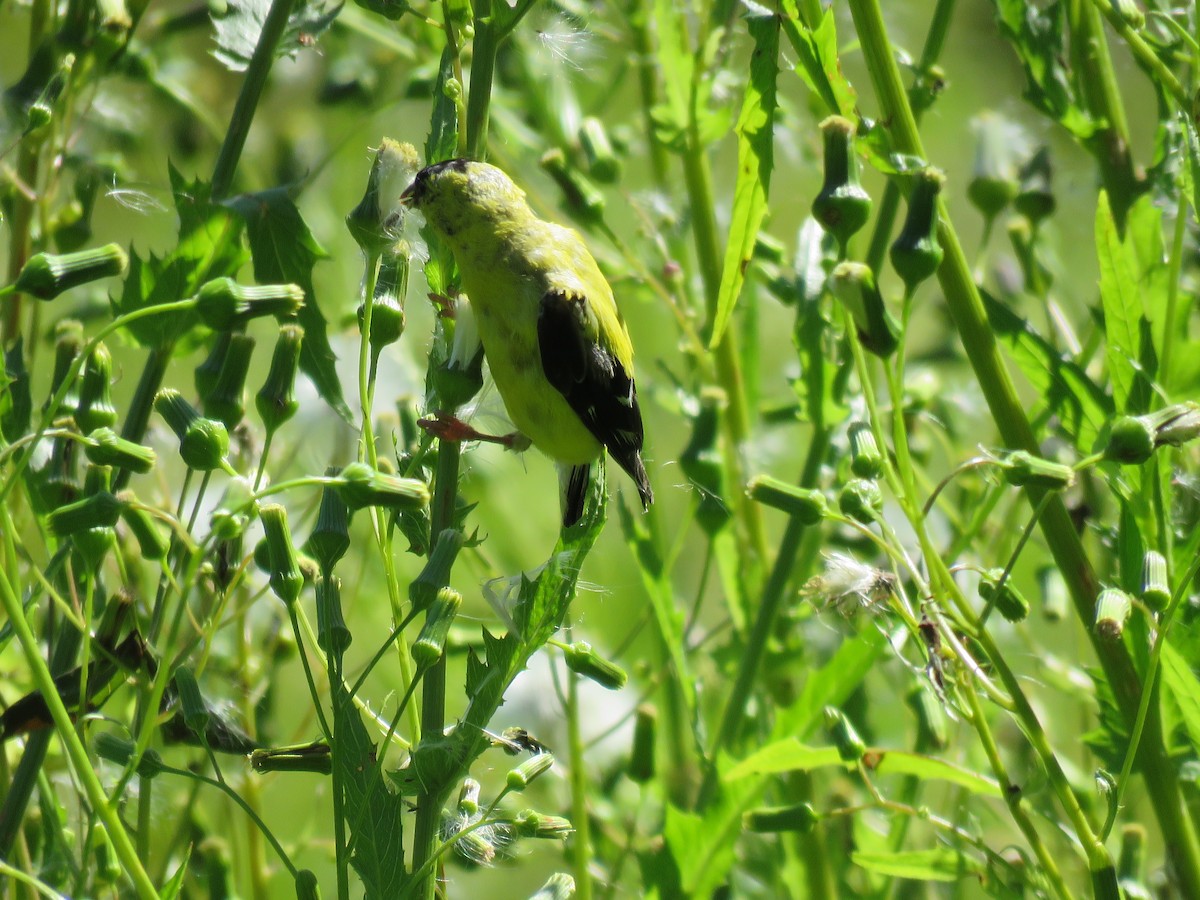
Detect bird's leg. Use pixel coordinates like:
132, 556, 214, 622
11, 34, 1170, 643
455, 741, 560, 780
417, 412, 531, 451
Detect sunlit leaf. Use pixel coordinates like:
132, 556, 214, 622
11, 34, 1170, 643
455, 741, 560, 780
710, 7, 779, 346
226, 186, 351, 421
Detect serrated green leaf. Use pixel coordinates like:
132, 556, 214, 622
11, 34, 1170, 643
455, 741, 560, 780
990, 0, 1096, 140
852, 848, 981, 881
780, 5, 856, 118
1096, 190, 1153, 414
227, 186, 351, 422
111, 167, 247, 348
425, 46, 459, 164
1162, 642, 1200, 758
337, 683, 408, 896
981, 288, 1112, 452
710, 8, 778, 347
212, 0, 342, 72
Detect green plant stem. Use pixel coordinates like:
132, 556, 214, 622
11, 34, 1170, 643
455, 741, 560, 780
210, 0, 298, 199
1067, 0, 1139, 227
466, 0, 499, 160
410, 441, 461, 900
0, 546, 158, 900
114, 345, 173, 492
681, 138, 767, 577
565, 659, 593, 900
1089, 0, 1189, 109
846, 0, 1200, 890
961, 687, 1074, 900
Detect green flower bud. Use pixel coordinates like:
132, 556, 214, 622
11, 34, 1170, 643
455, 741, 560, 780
347, 138, 420, 255
562, 641, 627, 691
579, 117, 622, 183
506, 752, 555, 792
195, 331, 232, 402
361, 252, 407, 351
411, 587, 462, 667
747, 475, 827, 525
93, 732, 164, 779
256, 324, 304, 435
85, 427, 156, 473
529, 873, 575, 900
628, 703, 656, 783
1103, 415, 1155, 464
994, 449, 1074, 490
46, 320, 84, 414
979, 569, 1029, 623
89, 823, 122, 885
210, 476, 257, 542
828, 262, 899, 357
889, 167, 945, 292
1118, 824, 1151, 900
743, 802, 819, 834
905, 684, 948, 751
75, 343, 118, 433
1111, 0, 1144, 30
812, 116, 871, 250
823, 706, 866, 763
304, 473, 352, 574
848, 422, 884, 479
316, 576, 351, 656
457, 778, 482, 817
838, 478, 882, 523
540, 148, 605, 226
14, 243, 127, 300
1141, 550, 1170, 613
1149, 402, 1200, 447
194, 277, 304, 331
680, 388, 730, 535
118, 495, 168, 560
334, 461, 429, 511
154, 389, 229, 471
1015, 147, 1055, 226
48, 490, 124, 536
261, 504, 303, 606
1095, 588, 1132, 639
2, 337, 32, 443
173, 666, 209, 737
409, 528, 464, 611
513, 810, 573, 840
249, 742, 333, 775
294, 870, 322, 900
968, 113, 1019, 221
203, 333, 255, 429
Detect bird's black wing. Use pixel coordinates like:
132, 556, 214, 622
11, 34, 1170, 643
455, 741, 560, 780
538, 290, 652, 523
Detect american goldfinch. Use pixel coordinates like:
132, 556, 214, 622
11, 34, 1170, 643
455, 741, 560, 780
402, 159, 652, 526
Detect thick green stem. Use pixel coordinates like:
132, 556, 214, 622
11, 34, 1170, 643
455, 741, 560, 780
210, 0, 299, 199
566, 662, 593, 900
409, 442, 461, 900
0, 549, 158, 900
847, 0, 1200, 891
465, 0, 499, 161
1067, 0, 1139, 228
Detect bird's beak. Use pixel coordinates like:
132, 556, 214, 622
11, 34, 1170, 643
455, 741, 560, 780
399, 182, 417, 207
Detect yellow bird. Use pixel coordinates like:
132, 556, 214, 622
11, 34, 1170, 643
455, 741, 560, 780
402, 159, 652, 526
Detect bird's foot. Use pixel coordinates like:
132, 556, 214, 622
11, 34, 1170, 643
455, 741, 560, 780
418, 412, 531, 451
